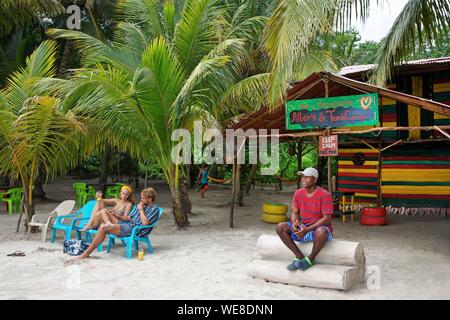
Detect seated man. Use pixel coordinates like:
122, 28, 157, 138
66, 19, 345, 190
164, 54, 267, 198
276, 167, 334, 271
75, 187, 160, 260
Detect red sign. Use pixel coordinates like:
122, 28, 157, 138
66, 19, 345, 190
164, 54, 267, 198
319, 135, 338, 156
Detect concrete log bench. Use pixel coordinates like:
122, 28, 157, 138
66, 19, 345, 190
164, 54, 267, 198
246, 234, 366, 291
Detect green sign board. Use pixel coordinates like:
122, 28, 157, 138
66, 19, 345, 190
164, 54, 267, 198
285, 93, 379, 130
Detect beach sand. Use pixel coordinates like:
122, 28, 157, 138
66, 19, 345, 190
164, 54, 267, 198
0, 176, 449, 299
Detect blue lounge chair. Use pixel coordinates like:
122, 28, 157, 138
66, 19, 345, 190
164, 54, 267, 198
106, 207, 163, 259
51, 200, 96, 243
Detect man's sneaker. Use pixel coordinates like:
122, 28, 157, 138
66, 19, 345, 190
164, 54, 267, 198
297, 257, 314, 271
287, 259, 302, 271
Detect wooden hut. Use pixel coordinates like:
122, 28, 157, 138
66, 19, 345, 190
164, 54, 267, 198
231, 58, 450, 223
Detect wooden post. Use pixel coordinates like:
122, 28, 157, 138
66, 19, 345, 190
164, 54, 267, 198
236, 163, 243, 206
246, 164, 258, 194
230, 158, 237, 228
376, 95, 383, 207
327, 155, 332, 192
324, 128, 332, 192
324, 80, 331, 192
376, 137, 383, 207
297, 139, 302, 189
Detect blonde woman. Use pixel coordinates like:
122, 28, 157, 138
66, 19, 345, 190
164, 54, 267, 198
76, 187, 160, 260
81, 185, 135, 231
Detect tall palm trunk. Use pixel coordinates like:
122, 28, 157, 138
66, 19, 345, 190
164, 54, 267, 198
237, 165, 244, 206
99, 147, 110, 192
58, 40, 73, 78
179, 176, 192, 214
33, 168, 46, 200
17, 179, 35, 232
170, 186, 190, 227
0, 176, 9, 186
184, 165, 192, 189
168, 164, 189, 227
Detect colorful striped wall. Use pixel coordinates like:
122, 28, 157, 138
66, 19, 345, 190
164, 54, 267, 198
337, 147, 450, 208
432, 71, 450, 138
408, 77, 423, 140
381, 84, 397, 140
381, 148, 450, 208
337, 148, 379, 205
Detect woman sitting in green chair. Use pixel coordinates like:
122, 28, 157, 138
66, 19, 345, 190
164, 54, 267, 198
81, 185, 135, 231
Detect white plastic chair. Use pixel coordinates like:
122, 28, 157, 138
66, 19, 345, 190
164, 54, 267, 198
27, 200, 76, 243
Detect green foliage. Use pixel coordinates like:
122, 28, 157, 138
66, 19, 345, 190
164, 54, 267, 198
371, 0, 450, 85
315, 29, 382, 67
76, 154, 102, 175
138, 162, 165, 180
0, 40, 86, 218
0, 0, 64, 40
406, 33, 450, 60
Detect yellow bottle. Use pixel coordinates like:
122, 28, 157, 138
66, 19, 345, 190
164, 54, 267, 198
138, 249, 144, 261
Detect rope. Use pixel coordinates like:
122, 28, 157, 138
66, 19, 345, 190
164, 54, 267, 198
208, 176, 231, 184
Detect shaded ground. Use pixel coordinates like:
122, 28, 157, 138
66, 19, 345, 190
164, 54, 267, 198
0, 176, 449, 299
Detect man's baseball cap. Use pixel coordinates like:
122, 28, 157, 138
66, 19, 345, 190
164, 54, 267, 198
297, 167, 319, 178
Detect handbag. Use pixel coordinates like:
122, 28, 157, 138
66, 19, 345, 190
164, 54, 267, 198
63, 239, 90, 256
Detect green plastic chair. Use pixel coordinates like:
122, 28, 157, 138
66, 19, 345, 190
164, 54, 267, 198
0, 187, 23, 215
86, 185, 96, 201
105, 184, 121, 199
73, 182, 87, 207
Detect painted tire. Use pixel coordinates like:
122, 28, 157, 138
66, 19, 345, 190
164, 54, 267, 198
262, 203, 288, 215
362, 207, 387, 217
262, 213, 288, 224
361, 215, 387, 226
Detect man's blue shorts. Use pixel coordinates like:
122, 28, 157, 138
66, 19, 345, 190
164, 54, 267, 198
287, 222, 333, 243
119, 222, 133, 238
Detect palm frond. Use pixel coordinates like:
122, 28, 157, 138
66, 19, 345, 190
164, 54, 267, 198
371, 0, 450, 85
138, 36, 186, 145
172, 54, 232, 125
264, 0, 374, 106
116, 0, 168, 39
0, 0, 64, 38
2, 40, 58, 114
264, 0, 336, 106
173, 0, 218, 73
213, 73, 270, 127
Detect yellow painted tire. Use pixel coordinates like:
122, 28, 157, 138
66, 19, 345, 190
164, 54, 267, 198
262, 203, 288, 215
262, 213, 288, 224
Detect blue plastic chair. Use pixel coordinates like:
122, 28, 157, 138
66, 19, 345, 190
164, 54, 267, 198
82, 229, 103, 252
81, 205, 138, 252
51, 200, 96, 243
106, 207, 163, 259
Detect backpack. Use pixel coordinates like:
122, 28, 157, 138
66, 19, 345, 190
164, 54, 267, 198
63, 239, 90, 256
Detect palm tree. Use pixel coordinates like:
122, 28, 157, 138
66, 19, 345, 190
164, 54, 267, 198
372, 0, 450, 85
47, 0, 271, 227
264, 0, 450, 104
0, 0, 64, 40
0, 40, 86, 223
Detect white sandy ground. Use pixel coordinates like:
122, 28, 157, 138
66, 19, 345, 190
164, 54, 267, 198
0, 176, 449, 300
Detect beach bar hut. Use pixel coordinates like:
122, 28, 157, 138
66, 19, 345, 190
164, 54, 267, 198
230, 58, 450, 226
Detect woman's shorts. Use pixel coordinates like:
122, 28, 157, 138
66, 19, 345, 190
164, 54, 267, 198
200, 183, 209, 191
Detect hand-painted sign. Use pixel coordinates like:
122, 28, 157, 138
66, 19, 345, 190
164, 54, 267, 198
319, 135, 338, 156
286, 93, 379, 130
